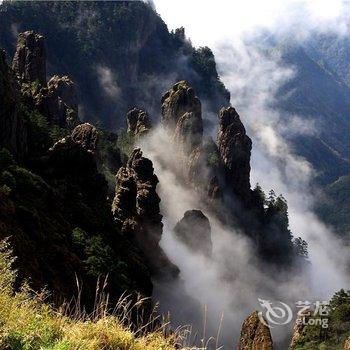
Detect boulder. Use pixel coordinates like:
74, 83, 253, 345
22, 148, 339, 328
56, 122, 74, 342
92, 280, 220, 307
71, 123, 99, 153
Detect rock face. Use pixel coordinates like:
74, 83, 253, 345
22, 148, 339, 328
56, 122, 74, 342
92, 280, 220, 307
35, 75, 79, 128
126, 108, 151, 137
12, 31, 79, 128
48, 75, 78, 112
289, 312, 310, 349
71, 123, 99, 153
218, 107, 252, 199
112, 148, 179, 278
238, 311, 273, 350
12, 31, 46, 86
161, 81, 221, 200
188, 136, 222, 201
161, 80, 203, 154
0, 49, 27, 158
174, 210, 212, 256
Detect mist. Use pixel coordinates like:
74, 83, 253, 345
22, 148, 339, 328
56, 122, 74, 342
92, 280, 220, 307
136, 0, 350, 348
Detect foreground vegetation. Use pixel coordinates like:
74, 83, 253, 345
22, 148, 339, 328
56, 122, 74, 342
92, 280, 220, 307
0, 239, 191, 350
292, 289, 350, 349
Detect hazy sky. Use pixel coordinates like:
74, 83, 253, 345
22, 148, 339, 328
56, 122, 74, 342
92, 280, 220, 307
153, 0, 349, 46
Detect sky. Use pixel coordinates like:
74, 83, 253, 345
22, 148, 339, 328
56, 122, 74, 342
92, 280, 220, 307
151, 0, 350, 302
147, 2, 350, 345
153, 0, 350, 47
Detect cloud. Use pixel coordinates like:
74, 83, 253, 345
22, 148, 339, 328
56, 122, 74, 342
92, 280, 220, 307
96, 65, 121, 100
145, 0, 350, 346
153, 0, 350, 47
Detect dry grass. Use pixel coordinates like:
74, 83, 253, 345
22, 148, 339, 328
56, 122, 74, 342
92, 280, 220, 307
0, 239, 198, 350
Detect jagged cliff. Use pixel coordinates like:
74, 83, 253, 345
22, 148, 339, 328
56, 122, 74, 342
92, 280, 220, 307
112, 148, 179, 279
0, 31, 156, 305
159, 80, 300, 266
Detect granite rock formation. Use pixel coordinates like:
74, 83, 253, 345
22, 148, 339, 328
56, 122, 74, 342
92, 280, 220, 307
218, 106, 252, 199
161, 81, 221, 200
34, 75, 79, 128
112, 148, 179, 278
71, 123, 99, 153
12, 31, 46, 86
238, 311, 273, 350
12, 31, 79, 128
174, 210, 212, 256
0, 49, 27, 158
161, 80, 203, 154
126, 108, 151, 137
188, 136, 223, 201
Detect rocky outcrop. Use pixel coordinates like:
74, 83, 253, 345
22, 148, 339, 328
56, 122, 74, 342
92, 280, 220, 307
12, 32, 79, 128
238, 311, 273, 350
48, 75, 78, 112
71, 123, 99, 153
188, 136, 222, 201
12, 31, 46, 86
126, 108, 151, 137
0, 49, 27, 158
34, 75, 79, 128
112, 148, 179, 278
174, 210, 212, 256
218, 107, 252, 199
161, 80, 203, 154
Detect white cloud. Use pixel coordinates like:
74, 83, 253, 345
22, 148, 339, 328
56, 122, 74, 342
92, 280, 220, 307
153, 0, 350, 46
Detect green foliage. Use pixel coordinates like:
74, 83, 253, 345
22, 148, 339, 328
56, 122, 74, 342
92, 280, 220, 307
0, 148, 15, 171
0, 239, 179, 350
293, 237, 309, 259
207, 152, 220, 167
21, 80, 42, 97
292, 289, 350, 349
0, 0, 230, 129
117, 130, 135, 159
316, 175, 350, 240
72, 228, 116, 277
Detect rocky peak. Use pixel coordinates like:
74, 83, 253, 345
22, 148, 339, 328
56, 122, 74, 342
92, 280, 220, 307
71, 123, 99, 153
161, 81, 203, 154
238, 311, 273, 350
217, 106, 252, 198
48, 75, 78, 112
34, 75, 79, 128
0, 48, 27, 158
174, 210, 212, 256
12, 31, 46, 86
112, 148, 179, 278
188, 136, 223, 201
126, 108, 151, 137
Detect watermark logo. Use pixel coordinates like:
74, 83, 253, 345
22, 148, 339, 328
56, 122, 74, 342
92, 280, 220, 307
258, 298, 293, 327
258, 299, 329, 328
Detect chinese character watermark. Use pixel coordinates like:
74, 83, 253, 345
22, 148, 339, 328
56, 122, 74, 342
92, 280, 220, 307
258, 299, 329, 328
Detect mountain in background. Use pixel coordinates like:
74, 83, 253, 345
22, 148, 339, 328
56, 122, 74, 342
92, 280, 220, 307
0, 0, 229, 130
256, 36, 350, 238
